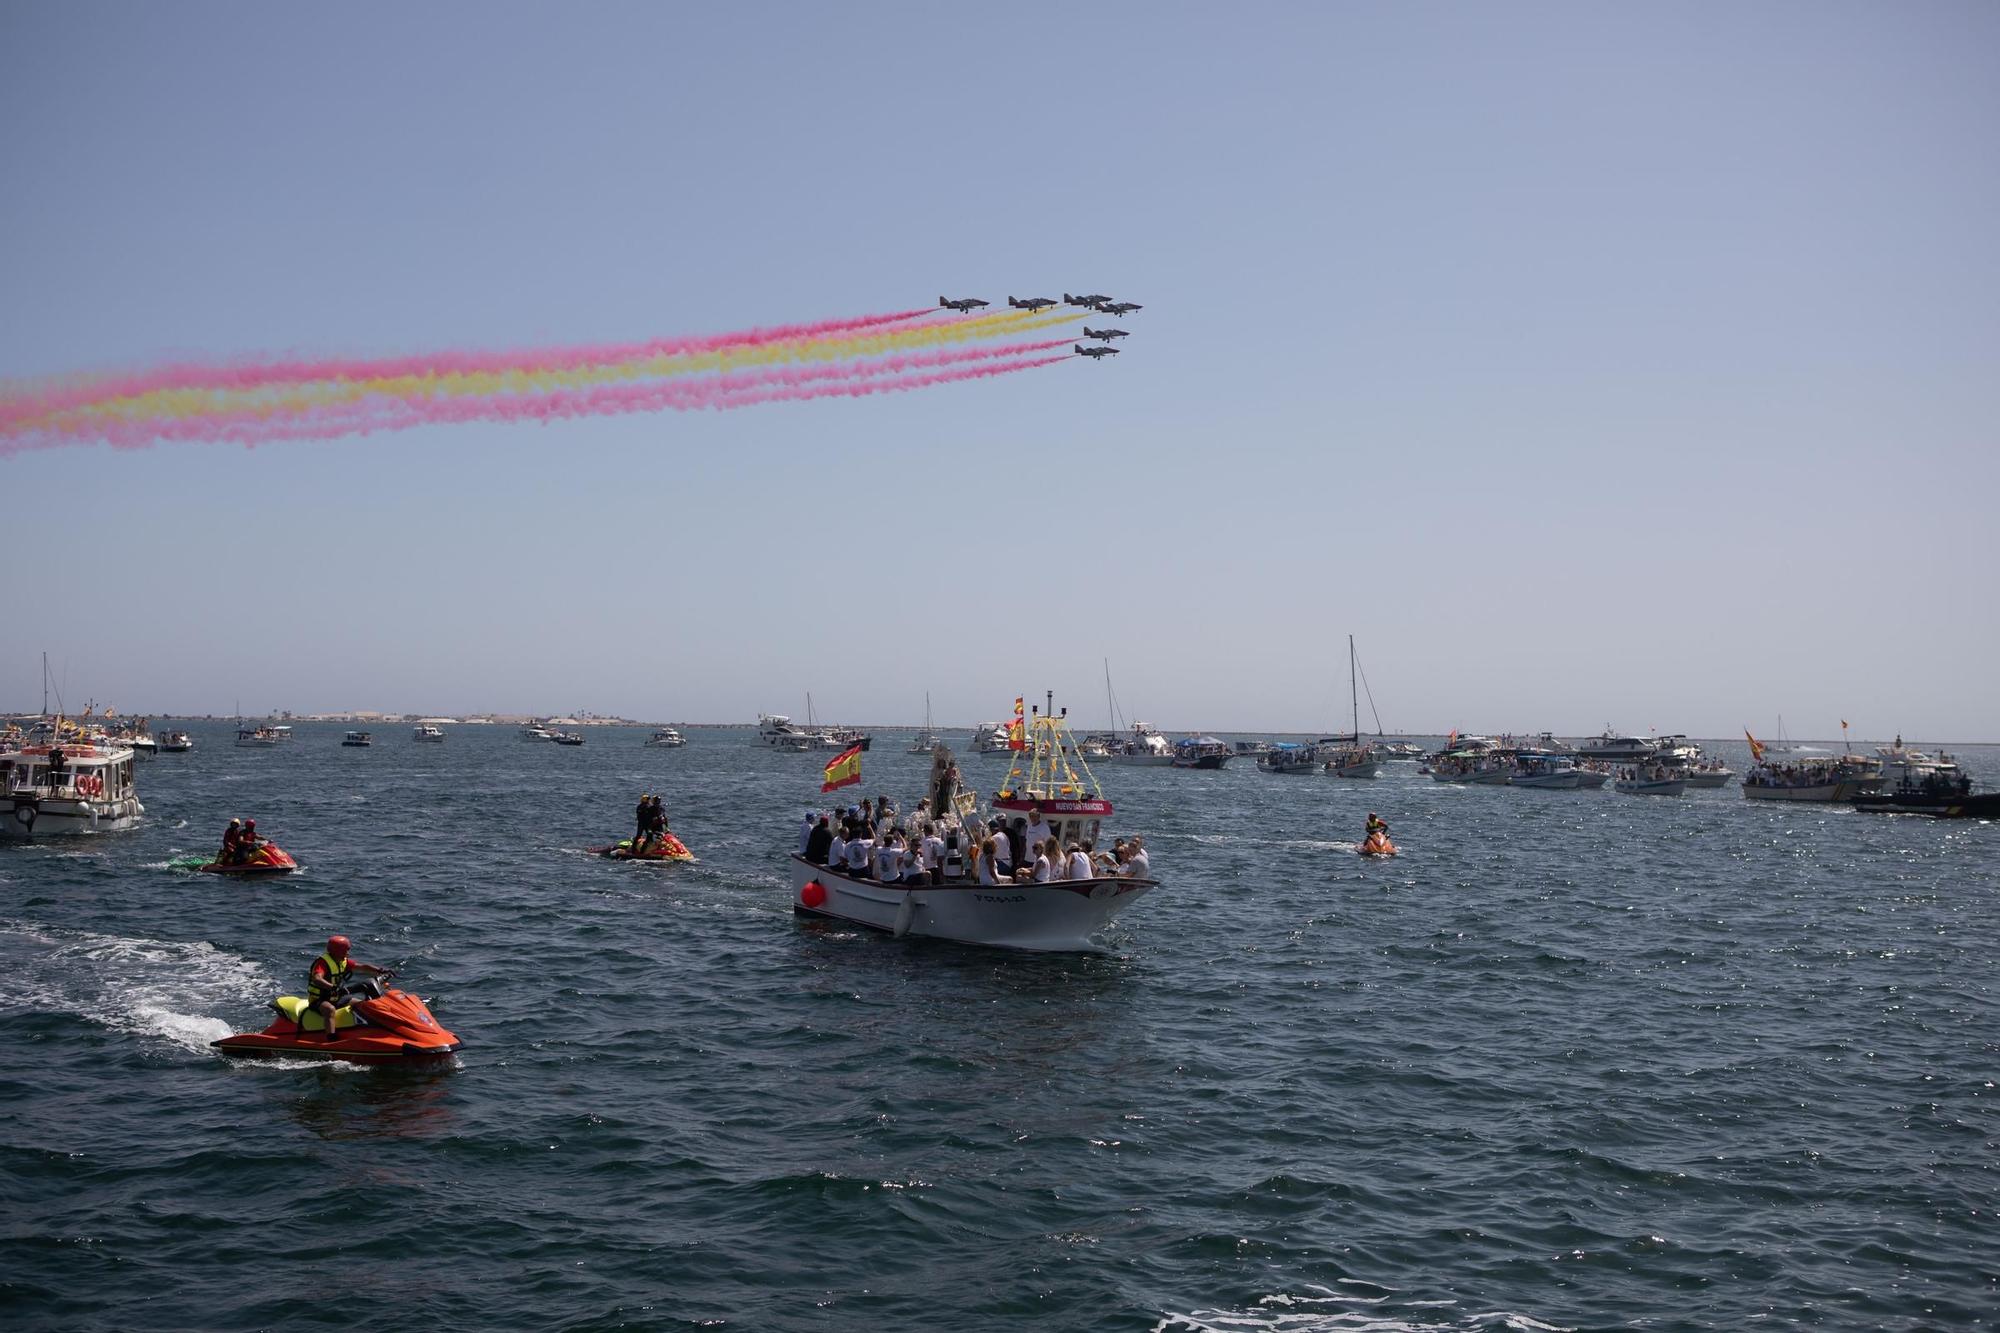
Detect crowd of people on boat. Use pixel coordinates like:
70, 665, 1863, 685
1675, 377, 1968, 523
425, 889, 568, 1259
797, 796, 1151, 885
1617, 763, 1677, 783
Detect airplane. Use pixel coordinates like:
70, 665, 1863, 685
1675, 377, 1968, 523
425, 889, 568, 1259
1082, 326, 1128, 342
939, 296, 989, 313
1074, 343, 1119, 359
1008, 295, 1058, 312
1064, 293, 1112, 309
1098, 301, 1142, 317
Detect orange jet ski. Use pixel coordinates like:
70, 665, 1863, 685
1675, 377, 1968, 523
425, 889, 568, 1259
1358, 832, 1399, 857
212, 974, 460, 1063
590, 833, 695, 862
199, 842, 300, 875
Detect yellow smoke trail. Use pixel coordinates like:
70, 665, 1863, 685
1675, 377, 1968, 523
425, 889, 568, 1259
58, 308, 1085, 426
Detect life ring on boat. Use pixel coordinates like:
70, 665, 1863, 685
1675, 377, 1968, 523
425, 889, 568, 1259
13, 800, 36, 831
77, 774, 102, 796
800, 880, 827, 909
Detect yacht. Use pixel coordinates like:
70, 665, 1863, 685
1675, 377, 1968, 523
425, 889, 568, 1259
413, 724, 447, 743
1573, 730, 1660, 762
519, 723, 558, 742
756, 713, 840, 751
1103, 722, 1175, 766
646, 727, 687, 748
969, 721, 1014, 754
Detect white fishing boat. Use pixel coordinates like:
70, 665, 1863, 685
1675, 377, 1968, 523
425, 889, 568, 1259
413, 724, 447, 743
790, 693, 1159, 951
2, 739, 144, 837
646, 727, 687, 748
1614, 762, 1686, 796
1430, 741, 1512, 784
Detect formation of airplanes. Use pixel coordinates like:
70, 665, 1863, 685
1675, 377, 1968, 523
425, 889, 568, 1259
936, 289, 1144, 361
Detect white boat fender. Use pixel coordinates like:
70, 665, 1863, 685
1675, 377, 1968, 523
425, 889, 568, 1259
892, 892, 919, 938
13, 799, 37, 832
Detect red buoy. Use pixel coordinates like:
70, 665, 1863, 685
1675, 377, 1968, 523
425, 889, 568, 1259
800, 880, 827, 908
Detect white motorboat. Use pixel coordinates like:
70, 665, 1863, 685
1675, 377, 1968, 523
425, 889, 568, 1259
790, 693, 1159, 951
1741, 752, 1880, 802
1873, 736, 1964, 791
647, 727, 687, 748
969, 721, 1014, 754
413, 724, 447, 743
1573, 730, 1661, 762
1104, 722, 1175, 766
520, 723, 558, 742
2, 740, 144, 837
756, 713, 840, 751
1510, 752, 1582, 789
1572, 761, 1611, 789
1683, 763, 1735, 789
157, 730, 194, 753
1615, 774, 1686, 796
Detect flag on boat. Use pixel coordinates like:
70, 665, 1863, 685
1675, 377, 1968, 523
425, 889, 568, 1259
1745, 729, 1765, 763
821, 744, 863, 793
1446, 728, 1458, 749
1008, 696, 1026, 751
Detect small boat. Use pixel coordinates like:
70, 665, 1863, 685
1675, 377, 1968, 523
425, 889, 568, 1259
413, 724, 447, 743
198, 841, 300, 875
791, 693, 1161, 951
212, 973, 460, 1063
1510, 752, 1583, 790
646, 727, 687, 748
1, 739, 144, 838
157, 730, 194, 753
1682, 763, 1735, 788
1615, 765, 1686, 796
590, 833, 696, 862
1572, 760, 1612, 789
1358, 832, 1398, 856
341, 731, 373, 748
519, 723, 558, 742
1171, 736, 1232, 769
1258, 742, 1317, 774
1104, 722, 1176, 766
552, 731, 585, 746
235, 725, 284, 748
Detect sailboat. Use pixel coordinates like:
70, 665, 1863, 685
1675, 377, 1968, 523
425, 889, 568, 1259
1322, 636, 1380, 778
1094, 661, 1174, 766
908, 692, 942, 753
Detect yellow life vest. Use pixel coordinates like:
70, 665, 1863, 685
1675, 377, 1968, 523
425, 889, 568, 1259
307, 952, 351, 1001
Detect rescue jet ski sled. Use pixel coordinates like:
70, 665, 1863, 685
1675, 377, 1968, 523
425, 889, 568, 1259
590, 833, 696, 862
196, 842, 300, 875
212, 974, 460, 1063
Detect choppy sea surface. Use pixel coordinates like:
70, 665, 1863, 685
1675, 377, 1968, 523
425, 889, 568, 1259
2, 725, 1994, 1331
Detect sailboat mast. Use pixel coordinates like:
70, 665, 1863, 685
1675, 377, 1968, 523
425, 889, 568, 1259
1349, 635, 1359, 738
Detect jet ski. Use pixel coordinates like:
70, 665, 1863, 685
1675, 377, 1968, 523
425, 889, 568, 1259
197, 842, 300, 875
212, 974, 461, 1063
589, 833, 695, 862
1358, 833, 1398, 857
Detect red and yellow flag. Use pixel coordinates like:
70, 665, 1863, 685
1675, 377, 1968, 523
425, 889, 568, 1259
1744, 729, 1765, 763
821, 744, 862, 793
1007, 696, 1026, 751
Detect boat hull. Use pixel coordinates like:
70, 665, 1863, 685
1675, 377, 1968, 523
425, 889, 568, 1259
1433, 771, 1512, 785
1172, 755, 1229, 770
1852, 791, 2000, 818
790, 856, 1156, 952
1512, 772, 1582, 790
1329, 761, 1380, 778
1742, 783, 1871, 802
1258, 760, 1316, 774
1616, 779, 1686, 796
1, 794, 144, 838
1683, 771, 1734, 788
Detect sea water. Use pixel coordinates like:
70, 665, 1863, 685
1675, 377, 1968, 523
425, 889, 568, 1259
2, 725, 1994, 1330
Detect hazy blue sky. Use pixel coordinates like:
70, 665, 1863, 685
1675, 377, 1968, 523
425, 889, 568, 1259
4, 2, 1996, 738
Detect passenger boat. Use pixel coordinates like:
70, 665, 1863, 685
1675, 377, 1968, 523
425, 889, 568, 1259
1741, 753, 1881, 802
1510, 751, 1583, 789
1, 739, 144, 837
1573, 730, 1660, 762
413, 724, 447, 743
1232, 739, 1273, 759
647, 727, 687, 748
1430, 745, 1512, 784
1258, 742, 1318, 774
1854, 766, 2000, 818
158, 730, 194, 753
341, 731, 373, 747
790, 694, 1159, 951
1171, 736, 1232, 769
235, 725, 284, 748
1572, 759, 1611, 789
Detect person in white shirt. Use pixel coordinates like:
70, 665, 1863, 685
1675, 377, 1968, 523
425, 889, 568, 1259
1066, 843, 1093, 881
1024, 842, 1052, 883
846, 833, 874, 879
874, 836, 901, 883
798, 812, 816, 856
976, 837, 1001, 885
1124, 839, 1151, 878
988, 820, 1013, 877
1045, 841, 1068, 881
828, 828, 848, 870
1023, 808, 1054, 860
920, 826, 944, 885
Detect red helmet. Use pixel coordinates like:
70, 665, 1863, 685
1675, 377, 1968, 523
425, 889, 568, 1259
327, 935, 350, 958
244, 819, 257, 830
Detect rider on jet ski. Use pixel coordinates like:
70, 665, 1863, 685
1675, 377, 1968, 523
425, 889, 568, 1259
307, 935, 391, 1042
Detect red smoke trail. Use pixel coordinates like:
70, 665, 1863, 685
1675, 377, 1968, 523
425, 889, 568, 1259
2, 342, 1074, 453
0, 308, 933, 430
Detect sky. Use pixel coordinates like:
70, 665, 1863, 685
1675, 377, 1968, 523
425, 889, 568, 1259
3, 2, 1996, 739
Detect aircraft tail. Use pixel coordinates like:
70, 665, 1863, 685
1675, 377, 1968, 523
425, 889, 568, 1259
1074, 344, 1084, 354
939, 296, 948, 307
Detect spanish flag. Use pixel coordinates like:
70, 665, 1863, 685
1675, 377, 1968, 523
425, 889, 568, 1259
1007, 695, 1026, 751
1745, 729, 1765, 763
821, 743, 862, 793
